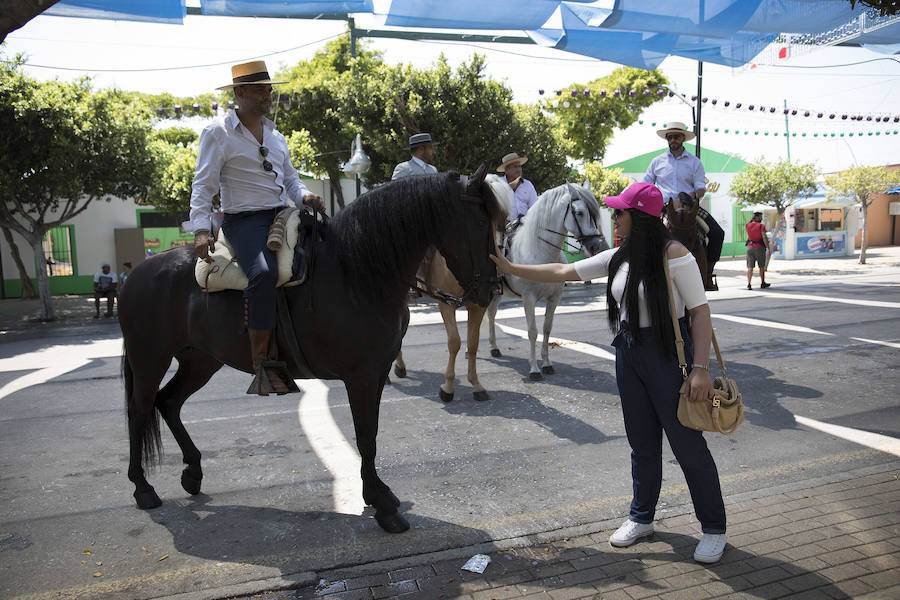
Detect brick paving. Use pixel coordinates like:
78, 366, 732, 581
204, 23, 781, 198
239, 465, 900, 600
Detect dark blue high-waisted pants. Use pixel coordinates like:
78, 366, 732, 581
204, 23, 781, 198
612, 319, 726, 534
222, 209, 278, 330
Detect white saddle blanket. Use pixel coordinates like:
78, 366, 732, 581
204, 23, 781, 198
194, 210, 302, 293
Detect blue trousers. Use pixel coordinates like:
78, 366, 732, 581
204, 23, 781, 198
612, 320, 726, 534
222, 209, 278, 330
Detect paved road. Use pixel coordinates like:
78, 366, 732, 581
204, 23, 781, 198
0, 252, 898, 599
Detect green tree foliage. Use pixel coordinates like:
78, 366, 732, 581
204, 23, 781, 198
276, 34, 570, 206
825, 165, 898, 264
153, 126, 198, 147
581, 162, 630, 204
730, 158, 819, 218
545, 67, 669, 162
146, 138, 198, 217
0, 56, 155, 319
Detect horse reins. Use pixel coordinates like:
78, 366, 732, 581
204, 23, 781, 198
537, 184, 603, 253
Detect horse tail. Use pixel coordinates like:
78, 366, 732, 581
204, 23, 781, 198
122, 349, 162, 469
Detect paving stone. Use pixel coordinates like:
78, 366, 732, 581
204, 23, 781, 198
389, 565, 436, 582
371, 580, 418, 599
819, 561, 874, 583
471, 583, 524, 600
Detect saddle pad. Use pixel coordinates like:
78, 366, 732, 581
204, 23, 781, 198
195, 210, 301, 293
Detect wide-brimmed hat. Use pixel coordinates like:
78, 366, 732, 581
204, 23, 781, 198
605, 182, 664, 217
217, 61, 287, 90
408, 133, 436, 149
497, 152, 528, 172
656, 121, 696, 141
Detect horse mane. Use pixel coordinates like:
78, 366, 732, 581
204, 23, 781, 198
329, 171, 503, 303
485, 174, 513, 225
517, 182, 601, 239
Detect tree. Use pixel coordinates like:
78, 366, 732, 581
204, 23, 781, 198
544, 67, 668, 163
145, 137, 198, 217
825, 165, 898, 264
0, 56, 155, 319
730, 158, 819, 221
581, 162, 630, 204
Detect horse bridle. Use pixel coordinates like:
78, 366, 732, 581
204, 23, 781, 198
538, 183, 603, 253
412, 174, 499, 307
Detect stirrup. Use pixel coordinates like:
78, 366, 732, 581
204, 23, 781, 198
246, 360, 300, 396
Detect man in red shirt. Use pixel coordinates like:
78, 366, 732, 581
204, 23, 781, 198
745, 212, 771, 290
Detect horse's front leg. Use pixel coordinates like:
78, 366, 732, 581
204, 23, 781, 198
465, 304, 489, 402
524, 294, 542, 380
487, 294, 502, 358
345, 375, 408, 533
540, 289, 563, 375
438, 302, 460, 403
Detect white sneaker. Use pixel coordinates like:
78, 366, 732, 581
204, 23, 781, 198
694, 533, 727, 563
609, 519, 654, 547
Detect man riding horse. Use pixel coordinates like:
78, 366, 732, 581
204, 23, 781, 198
643, 122, 724, 290
186, 60, 326, 395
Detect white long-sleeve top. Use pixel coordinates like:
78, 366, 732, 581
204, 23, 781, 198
184, 110, 312, 233
573, 247, 708, 327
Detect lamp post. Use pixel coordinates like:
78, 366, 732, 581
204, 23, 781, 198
342, 133, 371, 200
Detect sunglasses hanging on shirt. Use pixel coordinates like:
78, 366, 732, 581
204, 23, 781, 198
259, 145, 273, 172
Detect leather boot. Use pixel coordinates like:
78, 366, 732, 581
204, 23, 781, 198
247, 328, 291, 395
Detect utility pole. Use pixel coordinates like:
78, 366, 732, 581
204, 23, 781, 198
784, 99, 791, 161
695, 61, 703, 159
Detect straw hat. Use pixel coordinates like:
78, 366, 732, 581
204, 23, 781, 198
656, 121, 696, 141
216, 61, 287, 90
497, 152, 528, 172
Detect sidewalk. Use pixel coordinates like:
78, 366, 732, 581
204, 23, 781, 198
234, 461, 900, 600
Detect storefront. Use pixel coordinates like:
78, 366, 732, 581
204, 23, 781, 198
744, 185, 858, 260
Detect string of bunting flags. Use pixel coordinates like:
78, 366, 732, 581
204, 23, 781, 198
632, 120, 900, 138
153, 92, 301, 117
540, 86, 900, 123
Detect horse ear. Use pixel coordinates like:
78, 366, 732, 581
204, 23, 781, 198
582, 180, 591, 190
466, 163, 488, 194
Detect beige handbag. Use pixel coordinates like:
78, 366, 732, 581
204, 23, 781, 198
664, 256, 744, 435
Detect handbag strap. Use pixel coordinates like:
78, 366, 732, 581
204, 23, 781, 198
662, 247, 727, 379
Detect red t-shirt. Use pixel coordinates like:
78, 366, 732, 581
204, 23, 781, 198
746, 221, 766, 247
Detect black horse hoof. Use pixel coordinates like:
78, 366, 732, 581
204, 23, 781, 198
528, 371, 543, 381
490, 348, 502, 358
541, 365, 555, 375
439, 388, 454, 403
375, 511, 410, 533
134, 489, 162, 510
473, 390, 490, 402
181, 470, 202, 496
394, 364, 407, 378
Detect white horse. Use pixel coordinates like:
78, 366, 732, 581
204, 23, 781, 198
487, 181, 608, 380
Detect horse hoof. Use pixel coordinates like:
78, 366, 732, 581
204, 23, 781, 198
528, 372, 543, 381
181, 471, 202, 496
490, 348, 502, 358
394, 365, 407, 378
541, 365, 555, 375
134, 489, 162, 510
473, 390, 490, 402
375, 511, 410, 533
439, 388, 454, 403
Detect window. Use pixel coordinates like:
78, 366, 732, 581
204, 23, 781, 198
819, 208, 843, 231
42, 226, 75, 276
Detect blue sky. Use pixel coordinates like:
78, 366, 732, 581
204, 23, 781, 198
4, 11, 899, 173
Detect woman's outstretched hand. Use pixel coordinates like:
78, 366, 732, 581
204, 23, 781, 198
491, 241, 514, 274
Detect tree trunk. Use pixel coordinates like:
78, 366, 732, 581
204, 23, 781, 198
859, 200, 868, 265
1, 225, 37, 298
29, 235, 54, 321
326, 164, 347, 210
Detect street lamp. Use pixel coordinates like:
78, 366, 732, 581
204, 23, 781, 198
343, 133, 371, 199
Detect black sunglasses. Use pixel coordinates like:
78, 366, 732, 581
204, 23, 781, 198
259, 145, 273, 172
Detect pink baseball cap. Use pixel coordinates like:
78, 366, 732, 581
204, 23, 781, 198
605, 182, 663, 217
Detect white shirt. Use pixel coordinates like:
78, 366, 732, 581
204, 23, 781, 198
643, 150, 706, 204
573, 248, 707, 327
184, 110, 312, 233
504, 175, 539, 220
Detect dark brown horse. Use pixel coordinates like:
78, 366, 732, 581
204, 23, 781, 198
119, 166, 503, 533
665, 199, 716, 291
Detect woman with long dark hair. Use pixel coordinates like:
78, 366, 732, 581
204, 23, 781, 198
491, 182, 728, 564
